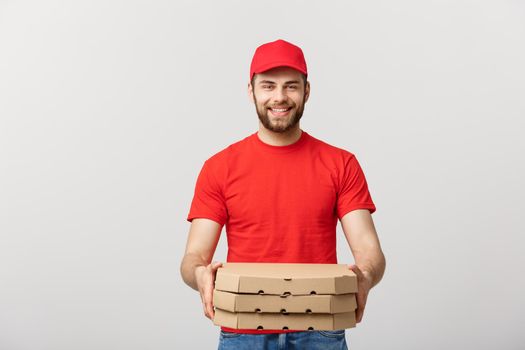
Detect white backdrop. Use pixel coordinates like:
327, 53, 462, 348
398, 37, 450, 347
1, 1, 524, 349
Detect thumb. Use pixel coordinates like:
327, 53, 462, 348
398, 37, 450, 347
349, 264, 363, 278
210, 261, 223, 271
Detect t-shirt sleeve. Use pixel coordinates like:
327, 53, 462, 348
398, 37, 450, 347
336, 154, 376, 219
186, 160, 228, 226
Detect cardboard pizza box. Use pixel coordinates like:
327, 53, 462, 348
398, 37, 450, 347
213, 308, 356, 330
214, 263, 357, 295
213, 290, 357, 314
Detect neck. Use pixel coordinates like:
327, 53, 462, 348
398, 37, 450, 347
257, 123, 302, 146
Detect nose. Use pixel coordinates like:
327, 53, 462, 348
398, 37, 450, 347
272, 87, 287, 103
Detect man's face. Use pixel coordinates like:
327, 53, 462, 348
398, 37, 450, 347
249, 67, 310, 133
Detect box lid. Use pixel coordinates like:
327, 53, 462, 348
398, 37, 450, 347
215, 263, 357, 295
213, 290, 357, 314
213, 309, 356, 331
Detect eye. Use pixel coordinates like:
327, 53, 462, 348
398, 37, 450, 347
287, 85, 298, 90
262, 85, 273, 89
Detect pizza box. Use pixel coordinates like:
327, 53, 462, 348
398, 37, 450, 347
213, 309, 356, 330
213, 289, 357, 313
214, 263, 357, 296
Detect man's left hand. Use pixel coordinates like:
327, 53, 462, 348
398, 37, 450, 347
348, 264, 373, 323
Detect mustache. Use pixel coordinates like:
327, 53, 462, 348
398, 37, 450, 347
267, 104, 293, 108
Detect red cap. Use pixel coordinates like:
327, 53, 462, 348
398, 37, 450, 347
249, 39, 307, 80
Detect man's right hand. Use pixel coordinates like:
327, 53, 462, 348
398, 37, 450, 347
195, 261, 223, 320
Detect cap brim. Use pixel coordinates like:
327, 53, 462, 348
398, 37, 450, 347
252, 61, 307, 78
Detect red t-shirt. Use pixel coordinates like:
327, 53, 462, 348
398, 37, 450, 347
187, 130, 376, 333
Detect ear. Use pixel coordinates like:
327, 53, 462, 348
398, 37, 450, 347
304, 81, 311, 103
248, 82, 255, 103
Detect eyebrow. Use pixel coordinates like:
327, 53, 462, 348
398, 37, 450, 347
257, 80, 301, 85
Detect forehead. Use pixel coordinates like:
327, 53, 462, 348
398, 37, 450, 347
253, 66, 303, 83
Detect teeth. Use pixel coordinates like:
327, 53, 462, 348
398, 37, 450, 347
272, 108, 289, 112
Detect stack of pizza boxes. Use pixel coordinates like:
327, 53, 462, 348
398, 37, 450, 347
213, 263, 357, 331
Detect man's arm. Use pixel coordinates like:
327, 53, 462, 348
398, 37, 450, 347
180, 218, 222, 319
341, 209, 386, 322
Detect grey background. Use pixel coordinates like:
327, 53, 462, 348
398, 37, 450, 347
1, 1, 524, 349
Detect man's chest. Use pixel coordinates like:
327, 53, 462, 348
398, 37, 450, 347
223, 159, 338, 226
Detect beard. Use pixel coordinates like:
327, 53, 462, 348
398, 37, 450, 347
253, 93, 306, 133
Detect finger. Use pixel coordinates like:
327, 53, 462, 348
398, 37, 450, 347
205, 293, 215, 318
211, 261, 223, 271
203, 291, 214, 320
203, 303, 210, 319
357, 302, 366, 323
204, 280, 216, 319
349, 265, 369, 323
355, 295, 364, 323
355, 299, 362, 323
356, 308, 363, 323
356, 294, 367, 323
356, 290, 367, 308
349, 264, 363, 278
210, 262, 222, 291
209, 304, 215, 320
203, 262, 222, 321
205, 298, 214, 319
200, 278, 212, 319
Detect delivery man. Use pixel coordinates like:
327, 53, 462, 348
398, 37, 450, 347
180, 39, 386, 349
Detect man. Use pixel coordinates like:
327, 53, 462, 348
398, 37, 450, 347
180, 39, 386, 349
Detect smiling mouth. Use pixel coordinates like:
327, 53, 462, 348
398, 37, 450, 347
268, 106, 292, 116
